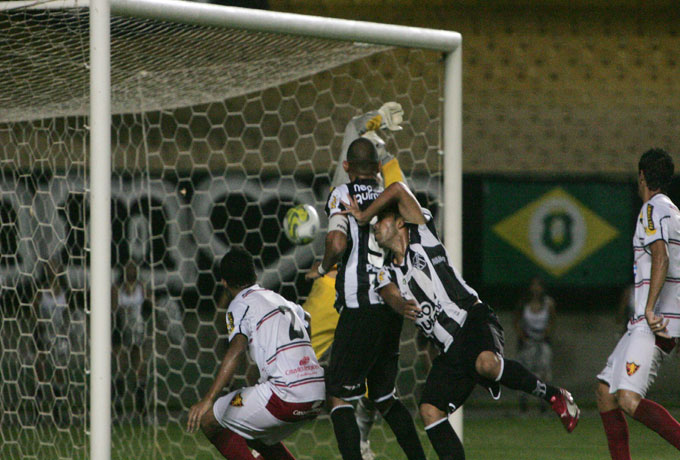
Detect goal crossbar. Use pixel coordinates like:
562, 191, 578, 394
5, 0, 461, 52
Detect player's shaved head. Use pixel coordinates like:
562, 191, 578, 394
639, 148, 674, 192
220, 247, 256, 289
346, 138, 379, 176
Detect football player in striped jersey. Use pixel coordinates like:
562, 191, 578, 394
342, 181, 579, 460
306, 125, 427, 459
305, 104, 427, 460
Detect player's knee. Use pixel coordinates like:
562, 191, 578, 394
615, 390, 641, 416
595, 381, 609, 402
475, 351, 501, 380
419, 403, 446, 426
595, 381, 615, 410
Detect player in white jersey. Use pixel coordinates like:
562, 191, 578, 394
187, 248, 325, 460
112, 261, 149, 417
342, 181, 580, 460
596, 148, 680, 459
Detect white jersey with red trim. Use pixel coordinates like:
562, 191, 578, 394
226, 284, 325, 402
631, 193, 680, 337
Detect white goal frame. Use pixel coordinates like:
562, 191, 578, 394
7, 1, 463, 458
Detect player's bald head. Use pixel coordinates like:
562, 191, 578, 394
346, 138, 379, 176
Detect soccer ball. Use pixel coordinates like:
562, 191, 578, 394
283, 204, 320, 245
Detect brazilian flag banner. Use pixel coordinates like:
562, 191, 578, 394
483, 180, 633, 286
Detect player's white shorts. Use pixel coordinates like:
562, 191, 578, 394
597, 327, 676, 396
213, 381, 324, 446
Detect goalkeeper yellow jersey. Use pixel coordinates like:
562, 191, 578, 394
303, 274, 339, 358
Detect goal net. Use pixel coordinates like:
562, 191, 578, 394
0, 2, 451, 458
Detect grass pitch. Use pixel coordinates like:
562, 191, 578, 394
4, 409, 680, 459
358, 410, 679, 460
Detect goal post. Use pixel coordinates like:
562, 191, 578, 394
90, 0, 112, 458
0, 1, 462, 458
96, 0, 464, 451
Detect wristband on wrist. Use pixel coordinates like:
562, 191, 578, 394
317, 264, 328, 276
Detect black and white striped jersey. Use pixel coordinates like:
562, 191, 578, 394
376, 209, 480, 352
325, 178, 385, 309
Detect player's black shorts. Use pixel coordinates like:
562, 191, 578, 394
326, 304, 403, 402
420, 302, 505, 413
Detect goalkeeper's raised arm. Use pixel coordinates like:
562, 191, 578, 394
331, 102, 406, 188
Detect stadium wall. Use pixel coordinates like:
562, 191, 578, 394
272, 0, 680, 176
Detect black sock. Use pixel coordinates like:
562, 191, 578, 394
331, 406, 362, 460
425, 418, 464, 460
381, 399, 427, 460
499, 359, 558, 403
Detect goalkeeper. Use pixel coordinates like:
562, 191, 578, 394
303, 102, 415, 460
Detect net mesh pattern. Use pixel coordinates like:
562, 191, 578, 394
0, 7, 388, 122
0, 5, 444, 459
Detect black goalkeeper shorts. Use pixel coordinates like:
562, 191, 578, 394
326, 304, 403, 402
420, 302, 505, 413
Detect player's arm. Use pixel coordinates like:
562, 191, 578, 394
186, 334, 247, 432
645, 239, 670, 337
342, 181, 425, 226
332, 102, 403, 187
381, 155, 405, 187
378, 282, 421, 321
306, 216, 347, 280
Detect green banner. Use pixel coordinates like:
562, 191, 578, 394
483, 181, 633, 286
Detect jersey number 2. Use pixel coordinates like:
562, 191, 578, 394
278, 305, 305, 340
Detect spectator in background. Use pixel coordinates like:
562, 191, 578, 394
112, 260, 150, 419
33, 259, 72, 424
514, 276, 556, 413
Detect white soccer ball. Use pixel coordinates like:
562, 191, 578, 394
283, 204, 320, 245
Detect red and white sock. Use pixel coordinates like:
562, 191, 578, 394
211, 428, 257, 460
600, 408, 631, 460
633, 398, 680, 450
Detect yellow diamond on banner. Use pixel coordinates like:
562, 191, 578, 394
492, 187, 619, 277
